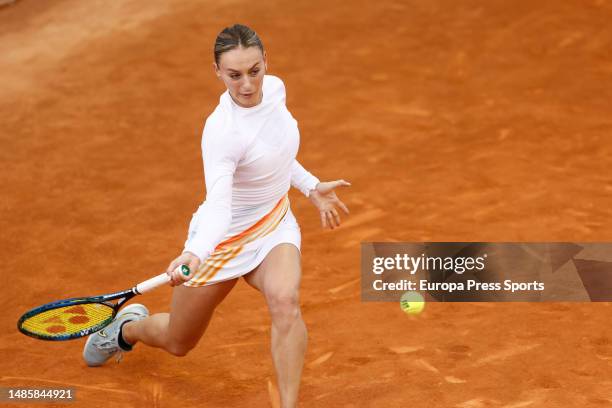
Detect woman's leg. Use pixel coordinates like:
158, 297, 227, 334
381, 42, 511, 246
244, 243, 306, 408
122, 278, 237, 356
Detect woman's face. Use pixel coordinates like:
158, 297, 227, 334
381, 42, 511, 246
214, 46, 267, 108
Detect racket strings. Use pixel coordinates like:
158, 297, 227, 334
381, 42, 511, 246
20, 303, 114, 338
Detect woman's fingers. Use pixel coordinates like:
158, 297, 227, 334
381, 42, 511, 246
325, 211, 335, 229
166, 260, 179, 276
173, 265, 189, 285
186, 258, 199, 279
336, 179, 351, 188
319, 205, 347, 230
166, 253, 200, 286
331, 208, 341, 227
167, 257, 184, 286
170, 266, 182, 286
320, 211, 328, 229
316, 179, 351, 194
327, 179, 351, 191
336, 198, 350, 215
324, 180, 350, 193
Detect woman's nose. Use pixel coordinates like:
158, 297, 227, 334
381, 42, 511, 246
241, 76, 253, 90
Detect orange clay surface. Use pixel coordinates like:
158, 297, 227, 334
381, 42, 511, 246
1, 0, 612, 407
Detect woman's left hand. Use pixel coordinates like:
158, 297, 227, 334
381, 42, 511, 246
308, 179, 351, 229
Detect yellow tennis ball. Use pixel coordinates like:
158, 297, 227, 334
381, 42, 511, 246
400, 291, 425, 315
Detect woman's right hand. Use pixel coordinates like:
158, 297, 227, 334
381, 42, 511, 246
166, 252, 201, 286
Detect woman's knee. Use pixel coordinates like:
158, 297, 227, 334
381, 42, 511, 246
267, 291, 301, 327
165, 339, 197, 357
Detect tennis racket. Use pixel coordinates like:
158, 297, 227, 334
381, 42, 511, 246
17, 265, 190, 341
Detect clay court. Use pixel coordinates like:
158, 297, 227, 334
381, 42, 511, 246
1, 0, 612, 406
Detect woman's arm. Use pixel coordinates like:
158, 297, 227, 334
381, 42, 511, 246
290, 159, 320, 197
183, 175, 233, 262
167, 124, 243, 285
183, 127, 243, 261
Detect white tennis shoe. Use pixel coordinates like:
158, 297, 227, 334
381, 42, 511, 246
82, 303, 149, 367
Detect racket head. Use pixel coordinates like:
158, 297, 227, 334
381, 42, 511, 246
17, 296, 122, 341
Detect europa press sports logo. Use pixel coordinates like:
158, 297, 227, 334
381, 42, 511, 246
371, 253, 488, 275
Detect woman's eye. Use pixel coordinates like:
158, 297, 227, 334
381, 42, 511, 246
250, 70, 259, 76
230, 74, 240, 79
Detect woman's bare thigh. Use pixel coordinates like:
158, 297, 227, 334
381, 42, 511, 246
167, 278, 238, 348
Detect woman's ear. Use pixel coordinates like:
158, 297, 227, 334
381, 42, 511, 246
263, 51, 268, 71
213, 62, 221, 78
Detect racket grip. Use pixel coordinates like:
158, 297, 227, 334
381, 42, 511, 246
136, 273, 170, 294
135, 265, 191, 294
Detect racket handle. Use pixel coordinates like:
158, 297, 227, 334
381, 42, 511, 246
135, 265, 191, 294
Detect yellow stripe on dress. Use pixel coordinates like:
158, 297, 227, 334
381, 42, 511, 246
186, 195, 290, 287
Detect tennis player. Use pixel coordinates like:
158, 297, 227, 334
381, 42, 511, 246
83, 24, 350, 407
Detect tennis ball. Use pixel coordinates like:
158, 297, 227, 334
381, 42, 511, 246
400, 291, 425, 315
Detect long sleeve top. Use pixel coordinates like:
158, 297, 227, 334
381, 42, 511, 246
183, 75, 319, 262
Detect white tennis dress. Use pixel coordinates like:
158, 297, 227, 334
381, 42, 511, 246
182, 75, 319, 287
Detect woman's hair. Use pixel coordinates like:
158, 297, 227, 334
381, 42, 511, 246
214, 24, 265, 65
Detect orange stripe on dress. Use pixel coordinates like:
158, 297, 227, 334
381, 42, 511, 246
185, 195, 289, 287
194, 198, 289, 286
197, 199, 289, 286
189, 241, 243, 285
198, 246, 244, 285
214, 195, 288, 250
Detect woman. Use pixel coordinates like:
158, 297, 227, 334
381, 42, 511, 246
83, 24, 350, 407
